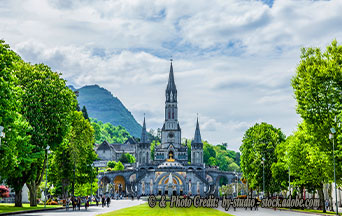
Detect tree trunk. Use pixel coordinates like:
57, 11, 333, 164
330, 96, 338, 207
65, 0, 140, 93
14, 187, 23, 207
27, 152, 48, 207
27, 181, 38, 207
328, 183, 333, 211
318, 187, 326, 213
300, 186, 304, 199
257, 188, 259, 198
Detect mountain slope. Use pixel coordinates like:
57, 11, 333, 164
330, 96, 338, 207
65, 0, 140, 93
73, 84, 142, 138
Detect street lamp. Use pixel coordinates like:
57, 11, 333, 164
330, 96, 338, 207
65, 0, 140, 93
237, 172, 239, 197
44, 145, 50, 208
286, 151, 291, 197
261, 158, 265, 198
0, 125, 5, 147
329, 128, 338, 215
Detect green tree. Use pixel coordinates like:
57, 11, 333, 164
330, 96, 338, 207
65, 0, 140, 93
114, 161, 124, 171
15, 63, 77, 206
67, 111, 97, 197
284, 123, 329, 211
119, 153, 135, 164
91, 118, 131, 144
81, 106, 89, 120
91, 121, 101, 142
208, 157, 217, 166
271, 136, 291, 193
0, 40, 36, 207
126, 153, 136, 163
291, 40, 342, 212
107, 161, 116, 168
203, 141, 216, 164
49, 110, 97, 199
150, 140, 161, 160
240, 122, 285, 197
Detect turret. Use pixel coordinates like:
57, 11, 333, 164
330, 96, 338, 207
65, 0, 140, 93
191, 116, 203, 164
137, 116, 151, 165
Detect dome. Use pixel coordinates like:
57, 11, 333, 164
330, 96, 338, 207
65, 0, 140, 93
158, 161, 184, 169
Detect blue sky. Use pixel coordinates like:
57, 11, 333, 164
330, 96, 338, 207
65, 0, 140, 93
1, 0, 342, 151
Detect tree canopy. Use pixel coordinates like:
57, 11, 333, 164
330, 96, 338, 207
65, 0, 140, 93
91, 118, 131, 144
240, 122, 286, 196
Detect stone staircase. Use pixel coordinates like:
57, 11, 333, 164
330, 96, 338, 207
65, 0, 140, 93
194, 171, 213, 195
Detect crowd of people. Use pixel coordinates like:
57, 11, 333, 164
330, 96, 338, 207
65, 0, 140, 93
65, 195, 112, 211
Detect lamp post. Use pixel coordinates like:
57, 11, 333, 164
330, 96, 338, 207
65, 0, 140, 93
44, 145, 50, 208
286, 151, 291, 197
72, 160, 76, 197
261, 158, 265, 198
233, 171, 237, 197
329, 128, 338, 215
90, 163, 93, 200
0, 126, 4, 147
236, 172, 239, 197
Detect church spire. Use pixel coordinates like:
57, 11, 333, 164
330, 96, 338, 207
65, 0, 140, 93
140, 115, 149, 144
166, 59, 177, 102
193, 115, 202, 144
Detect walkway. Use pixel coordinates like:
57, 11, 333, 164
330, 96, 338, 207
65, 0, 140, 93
20, 199, 145, 216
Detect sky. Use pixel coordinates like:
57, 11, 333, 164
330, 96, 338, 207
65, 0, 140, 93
1, 0, 342, 151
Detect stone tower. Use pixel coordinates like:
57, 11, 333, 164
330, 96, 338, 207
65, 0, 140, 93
191, 117, 203, 164
137, 116, 151, 166
161, 61, 182, 149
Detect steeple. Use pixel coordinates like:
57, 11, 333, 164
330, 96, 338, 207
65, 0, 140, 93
166, 60, 177, 102
193, 116, 202, 144
140, 115, 149, 144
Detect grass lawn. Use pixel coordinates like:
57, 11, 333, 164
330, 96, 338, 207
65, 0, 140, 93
98, 203, 233, 216
0, 203, 62, 214
279, 208, 342, 215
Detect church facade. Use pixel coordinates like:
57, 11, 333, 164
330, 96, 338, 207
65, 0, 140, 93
97, 62, 235, 197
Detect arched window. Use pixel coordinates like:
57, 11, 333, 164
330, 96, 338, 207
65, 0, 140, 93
168, 111, 170, 119
172, 111, 174, 119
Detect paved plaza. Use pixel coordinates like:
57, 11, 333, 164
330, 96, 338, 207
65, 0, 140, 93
19, 199, 145, 216
17, 199, 324, 216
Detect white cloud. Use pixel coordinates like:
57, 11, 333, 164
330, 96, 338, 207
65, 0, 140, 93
1, 0, 340, 151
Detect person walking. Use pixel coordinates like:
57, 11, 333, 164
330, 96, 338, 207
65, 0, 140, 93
71, 196, 76, 211
66, 197, 70, 211
85, 196, 88, 210
102, 195, 106, 208
77, 197, 81, 211
106, 196, 110, 207
95, 196, 99, 206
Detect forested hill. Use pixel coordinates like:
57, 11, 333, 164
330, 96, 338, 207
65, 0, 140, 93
70, 84, 142, 138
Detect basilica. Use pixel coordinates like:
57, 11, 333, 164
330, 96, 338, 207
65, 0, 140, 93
96, 62, 234, 197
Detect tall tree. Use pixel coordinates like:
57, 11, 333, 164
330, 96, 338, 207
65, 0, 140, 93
0, 40, 36, 207
240, 122, 285, 197
65, 111, 97, 197
288, 123, 329, 211
291, 40, 342, 212
81, 106, 89, 120
15, 63, 77, 206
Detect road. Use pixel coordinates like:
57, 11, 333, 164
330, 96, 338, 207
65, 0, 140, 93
20, 199, 145, 216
